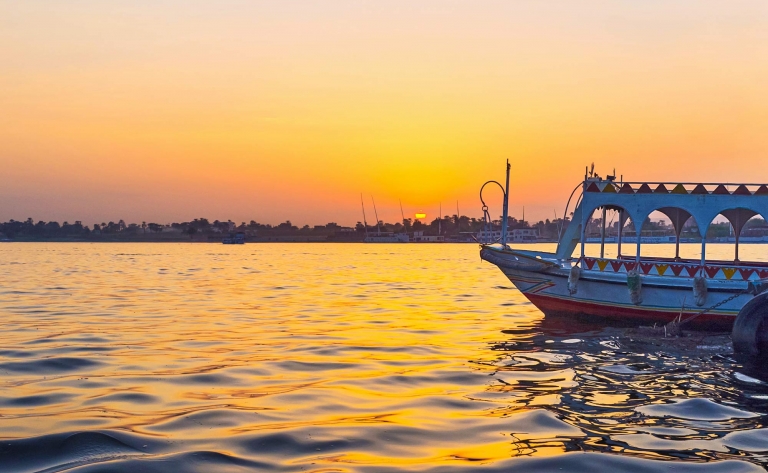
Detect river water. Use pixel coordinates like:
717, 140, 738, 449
1, 242, 767, 472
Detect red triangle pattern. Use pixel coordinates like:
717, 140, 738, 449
685, 265, 701, 277
583, 257, 596, 270
610, 260, 623, 272
586, 183, 600, 193
739, 268, 756, 281
670, 264, 685, 276
640, 263, 654, 274
704, 266, 720, 278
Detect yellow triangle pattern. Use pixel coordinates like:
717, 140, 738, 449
655, 264, 669, 276
597, 259, 609, 271
722, 267, 737, 280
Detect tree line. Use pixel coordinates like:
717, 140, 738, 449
0, 215, 568, 240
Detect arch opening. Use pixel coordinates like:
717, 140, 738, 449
707, 210, 766, 263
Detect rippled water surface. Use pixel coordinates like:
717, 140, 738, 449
1, 243, 768, 472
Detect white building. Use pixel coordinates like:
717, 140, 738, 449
476, 228, 539, 243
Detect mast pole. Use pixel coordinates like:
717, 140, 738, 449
501, 160, 510, 248
360, 193, 369, 238
399, 199, 406, 233
371, 196, 381, 235
438, 203, 442, 236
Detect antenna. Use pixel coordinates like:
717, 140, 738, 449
456, 200, 460, 234
438, 202, 442, 235
399, 199, 406, 226
360, 194, 368, 237
371, 195, 381, 235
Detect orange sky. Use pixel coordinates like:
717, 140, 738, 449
1, 1, 767, 226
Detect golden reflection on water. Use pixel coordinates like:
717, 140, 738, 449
0, 243, 767, 472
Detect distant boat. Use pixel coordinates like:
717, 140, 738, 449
360, 194, 409, 243
364, 232, 409, 243
222, 232, 245, 244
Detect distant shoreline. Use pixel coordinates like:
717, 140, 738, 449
2, 239, 764, 245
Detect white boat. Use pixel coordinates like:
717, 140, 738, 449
479, 162, 768, 336
364, 232, 409, 243
222, 232, 245, 244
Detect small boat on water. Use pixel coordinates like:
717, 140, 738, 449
222, 232, 245, 244
365, 232, 409, 243
479, 162, 768, 352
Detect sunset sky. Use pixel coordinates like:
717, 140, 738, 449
2, 1, 767, 226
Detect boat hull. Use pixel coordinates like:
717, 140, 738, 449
480, 247, 758, 329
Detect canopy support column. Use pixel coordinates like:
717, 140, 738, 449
600, 207, 607, 259
579, 185, 587, 262
700, 238, 707, 271
735, 229, 740, 263
617, 210, 623, 258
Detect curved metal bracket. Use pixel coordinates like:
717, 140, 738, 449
480, 180, 506, 209
479, 180, 507, 245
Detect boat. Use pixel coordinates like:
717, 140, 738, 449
479, 162, 768, 332
222, 232, 245, 244
360, 194, 409, 243
365, 232, 409, 243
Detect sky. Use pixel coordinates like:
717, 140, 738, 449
1, 1, 767, 226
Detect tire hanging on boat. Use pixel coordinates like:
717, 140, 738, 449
627, 270, 643, 305
568, 265, 580, 295
693, 275, 708, 307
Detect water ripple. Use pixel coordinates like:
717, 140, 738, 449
1, 243, 768, 471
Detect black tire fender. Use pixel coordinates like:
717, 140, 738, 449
732, 292, 768, 357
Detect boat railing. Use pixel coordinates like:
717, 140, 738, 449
581, 256, 768, 281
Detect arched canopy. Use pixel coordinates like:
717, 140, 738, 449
720, 208, 760, 237
656, 207, 694, 237
579, 181, 768, 238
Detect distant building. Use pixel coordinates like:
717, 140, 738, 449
412, 231, 444, 242
476, 228, 539, 243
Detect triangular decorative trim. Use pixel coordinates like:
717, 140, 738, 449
636, 183, 653, 194
691, 184, 708, 195
619, 183, 635, 194
733, 184, 751, 195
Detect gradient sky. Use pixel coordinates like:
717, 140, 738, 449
2, 1, 767, 226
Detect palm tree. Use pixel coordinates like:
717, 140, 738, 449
142, 221, 147, 234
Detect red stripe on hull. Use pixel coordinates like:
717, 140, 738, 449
524, 293, 735, 329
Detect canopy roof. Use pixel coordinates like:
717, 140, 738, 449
581, 179, 768, 237
554, 178, 768, 260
